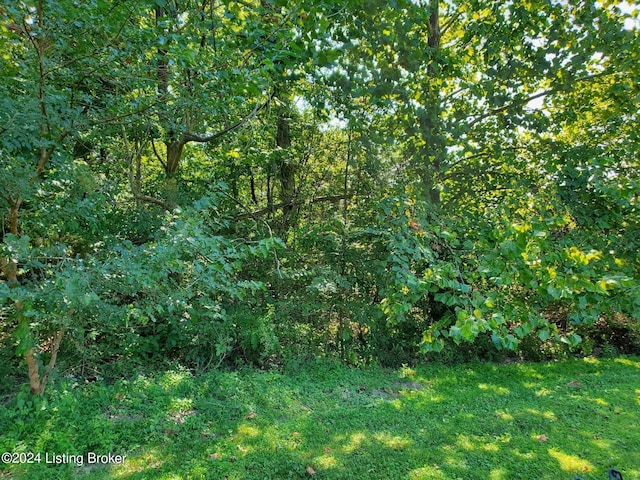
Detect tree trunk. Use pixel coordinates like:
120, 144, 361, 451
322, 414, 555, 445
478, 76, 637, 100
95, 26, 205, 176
156, 5, 185, 203
2, 197, 22, 285
249, 167, 258, 205
267, 171, 273, 217
415, 0, 445, 204
24, 324, 67, 394
276, 108, 298, 228
165, 139, 185, 177
3, 0, 65, 395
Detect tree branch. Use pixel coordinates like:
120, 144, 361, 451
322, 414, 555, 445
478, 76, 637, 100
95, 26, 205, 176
39, 325, 67, 394
213, 187, 283, 278
440, 6, 463, 38
150, 138, 167, 170
134, 194, 172, 210
236, 194, 349, 220
182, 90, 276, 143
91, 100, 162, 127
467, 71, 613, 128
440, 146, 527, 179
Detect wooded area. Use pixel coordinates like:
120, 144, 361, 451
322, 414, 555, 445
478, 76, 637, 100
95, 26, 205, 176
1, 0, 639, 395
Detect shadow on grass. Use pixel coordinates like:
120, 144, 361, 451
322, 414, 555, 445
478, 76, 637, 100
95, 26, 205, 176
1, 357, 638, 479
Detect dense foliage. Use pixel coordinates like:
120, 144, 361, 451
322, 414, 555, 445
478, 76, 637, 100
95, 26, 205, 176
1, 0, 639, 393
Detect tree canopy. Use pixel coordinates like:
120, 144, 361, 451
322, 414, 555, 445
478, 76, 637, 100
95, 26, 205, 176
1, 0, 639, 392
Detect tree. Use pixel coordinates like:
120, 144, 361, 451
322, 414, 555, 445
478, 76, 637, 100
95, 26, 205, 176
308, 0, 639, 350
1, 0, 100, 393
1, 0, 638, 392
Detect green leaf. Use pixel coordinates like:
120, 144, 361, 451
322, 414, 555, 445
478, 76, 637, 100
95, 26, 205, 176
537, 328, 551, 341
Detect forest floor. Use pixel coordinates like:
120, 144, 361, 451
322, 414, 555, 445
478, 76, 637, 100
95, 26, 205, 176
0, 357, 639, 479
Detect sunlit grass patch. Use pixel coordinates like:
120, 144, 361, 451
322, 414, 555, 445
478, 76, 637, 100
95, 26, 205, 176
548, 448, 595, 472
615, 357, 640, 368
110, 447, 165, 478
0, 357, 638, 479
409, 465, 446, 479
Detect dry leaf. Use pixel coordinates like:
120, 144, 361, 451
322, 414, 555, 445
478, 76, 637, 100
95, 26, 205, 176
306, 465, 316, 475
245, 411, 256, 420
567, 381, 581, 387
209, 453, 220, 460
323, 447, 332, 454
536, 434, 548, 443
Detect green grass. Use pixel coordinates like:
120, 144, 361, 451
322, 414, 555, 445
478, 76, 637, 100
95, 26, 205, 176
1, 357, 639, 479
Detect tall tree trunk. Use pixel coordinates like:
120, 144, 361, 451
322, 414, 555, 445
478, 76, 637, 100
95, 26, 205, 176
156, 5, 185, 204
427, 0, 442, 204
249, 167, 258, 205
165, 140, 185, 177
267, 171, 273, 217
276, 108, 298, 229
415, 0, 445, 204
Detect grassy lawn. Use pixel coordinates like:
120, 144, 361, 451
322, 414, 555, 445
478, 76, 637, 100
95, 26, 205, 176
1, 357, 639, 479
